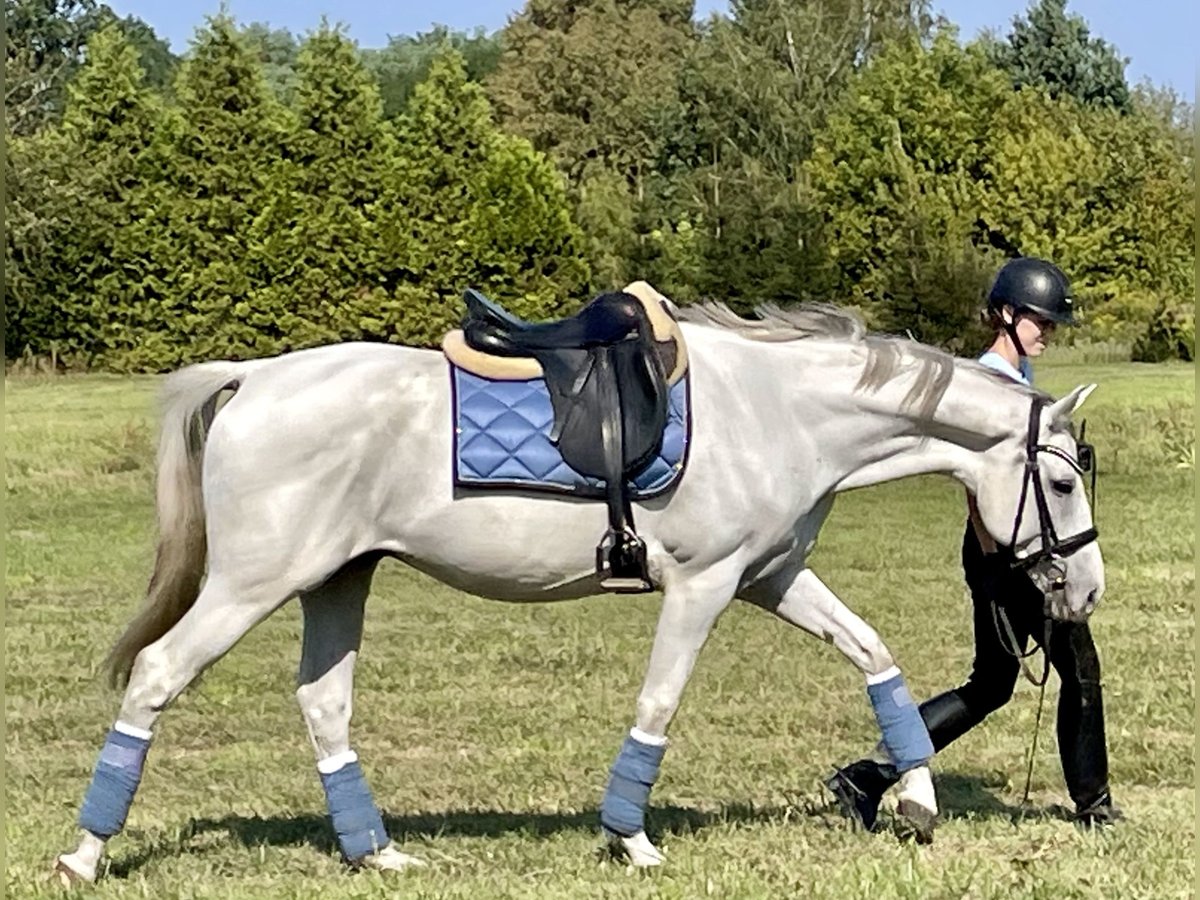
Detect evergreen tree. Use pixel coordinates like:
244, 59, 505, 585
5, 131, 78, 359
990, 0, 1131, 112
6, 24, 167, 364
132, 16, 294, 366
382, 48, 589, 345
248, 26, 399, 348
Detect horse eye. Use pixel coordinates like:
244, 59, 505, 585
1051, 479, 1075, 494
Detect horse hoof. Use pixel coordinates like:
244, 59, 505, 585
51, 854, 95, 888
896, 798, 937, 845
359, 844, 427, 872
607, 830, 665, 867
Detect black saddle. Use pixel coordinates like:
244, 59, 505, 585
461, 289, 674, 592
462, 289, 654, 355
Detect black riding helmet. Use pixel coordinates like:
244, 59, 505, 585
987, 257, 1076, 326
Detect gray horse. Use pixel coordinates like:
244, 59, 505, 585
55, 289, 1103, 883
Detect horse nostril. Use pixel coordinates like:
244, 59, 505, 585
1084, 590, 1099, 615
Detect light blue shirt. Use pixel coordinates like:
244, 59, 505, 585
978, 351, 1033, 386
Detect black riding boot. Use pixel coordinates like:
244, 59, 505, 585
1051, 622, 1122, 826
825, 758, 899, 832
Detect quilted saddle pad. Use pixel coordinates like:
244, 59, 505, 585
450, 366, 690, 499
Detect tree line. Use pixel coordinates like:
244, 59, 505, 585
5, 0, 1194, 370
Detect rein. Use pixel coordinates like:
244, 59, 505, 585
992, 603, 1052, 806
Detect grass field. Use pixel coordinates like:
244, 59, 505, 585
4, 359, 1195, 899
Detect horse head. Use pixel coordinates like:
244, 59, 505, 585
972, 384, 1104, 622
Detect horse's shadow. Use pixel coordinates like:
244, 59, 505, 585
109, 800, 823, 876
108, 774, 1071, 877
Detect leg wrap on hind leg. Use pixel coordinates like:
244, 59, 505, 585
867, 667, 934, 773
78, 723, 152, 839
318, 752, 390, 860
600, 729, 667, 837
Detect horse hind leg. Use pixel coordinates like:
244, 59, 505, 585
294, 555, 423, 873
745, 567, 938, 842
54, 572, 291, 885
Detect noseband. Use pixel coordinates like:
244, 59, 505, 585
1008, 395, 1099, 587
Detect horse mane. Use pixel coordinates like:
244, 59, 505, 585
676, 301, 867, 342
676, 301, 1034, 420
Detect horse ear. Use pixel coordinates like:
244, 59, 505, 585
1047, 384, 1097, 427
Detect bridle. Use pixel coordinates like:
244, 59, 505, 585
1007, 395, 1098, 589
998, 395, 1099, 805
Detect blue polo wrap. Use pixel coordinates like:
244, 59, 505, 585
78, 728, 151, 839
599, 733, 666, 837
867, 671, 934, 773
319, 759, 389, 860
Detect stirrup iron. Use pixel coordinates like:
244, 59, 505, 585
597, 530, 652, 593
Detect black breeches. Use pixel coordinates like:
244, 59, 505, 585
917, 525, 1109, 808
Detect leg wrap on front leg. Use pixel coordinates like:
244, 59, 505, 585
600, 729, 667, 837
78, 723, 152, 839
867, 667, 934, 773
318, 751, 390, 860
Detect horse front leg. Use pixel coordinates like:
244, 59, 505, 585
745, 567, 938, 842
600, 560, 742, 866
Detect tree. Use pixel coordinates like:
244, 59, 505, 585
124, 16, 294, 367
804, 33, 1010, 347
94, 5, 178, 90
677, 0, 933, 305
361, 26, 502, 119
989, 0, 1130, 112
3, 1, 174, 134
239, 21, 300, 102
976, 86, 1193, 353
4, 0, 100, 134
246, 25, 400, 348
491, 0, 693, 185
489, 0, 694, 290
5, 24, 167, 363
5, 132, 77, 358
381, 48, 589, 345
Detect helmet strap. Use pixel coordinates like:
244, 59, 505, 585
1001, 308, 1029, 358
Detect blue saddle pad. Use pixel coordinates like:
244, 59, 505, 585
451, 366, 690, 499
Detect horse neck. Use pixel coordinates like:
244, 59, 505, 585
824, 355, 1029, 496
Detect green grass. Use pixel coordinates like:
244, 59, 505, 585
4, 364, 1195, 899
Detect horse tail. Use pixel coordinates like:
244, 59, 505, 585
105, 361, 249, 688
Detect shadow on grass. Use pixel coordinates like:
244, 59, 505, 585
108, 800, 826, 876
108, 777, 1075, 877
933, 772, 1075, 824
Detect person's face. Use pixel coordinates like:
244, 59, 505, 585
1006, 308, 1057, 356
